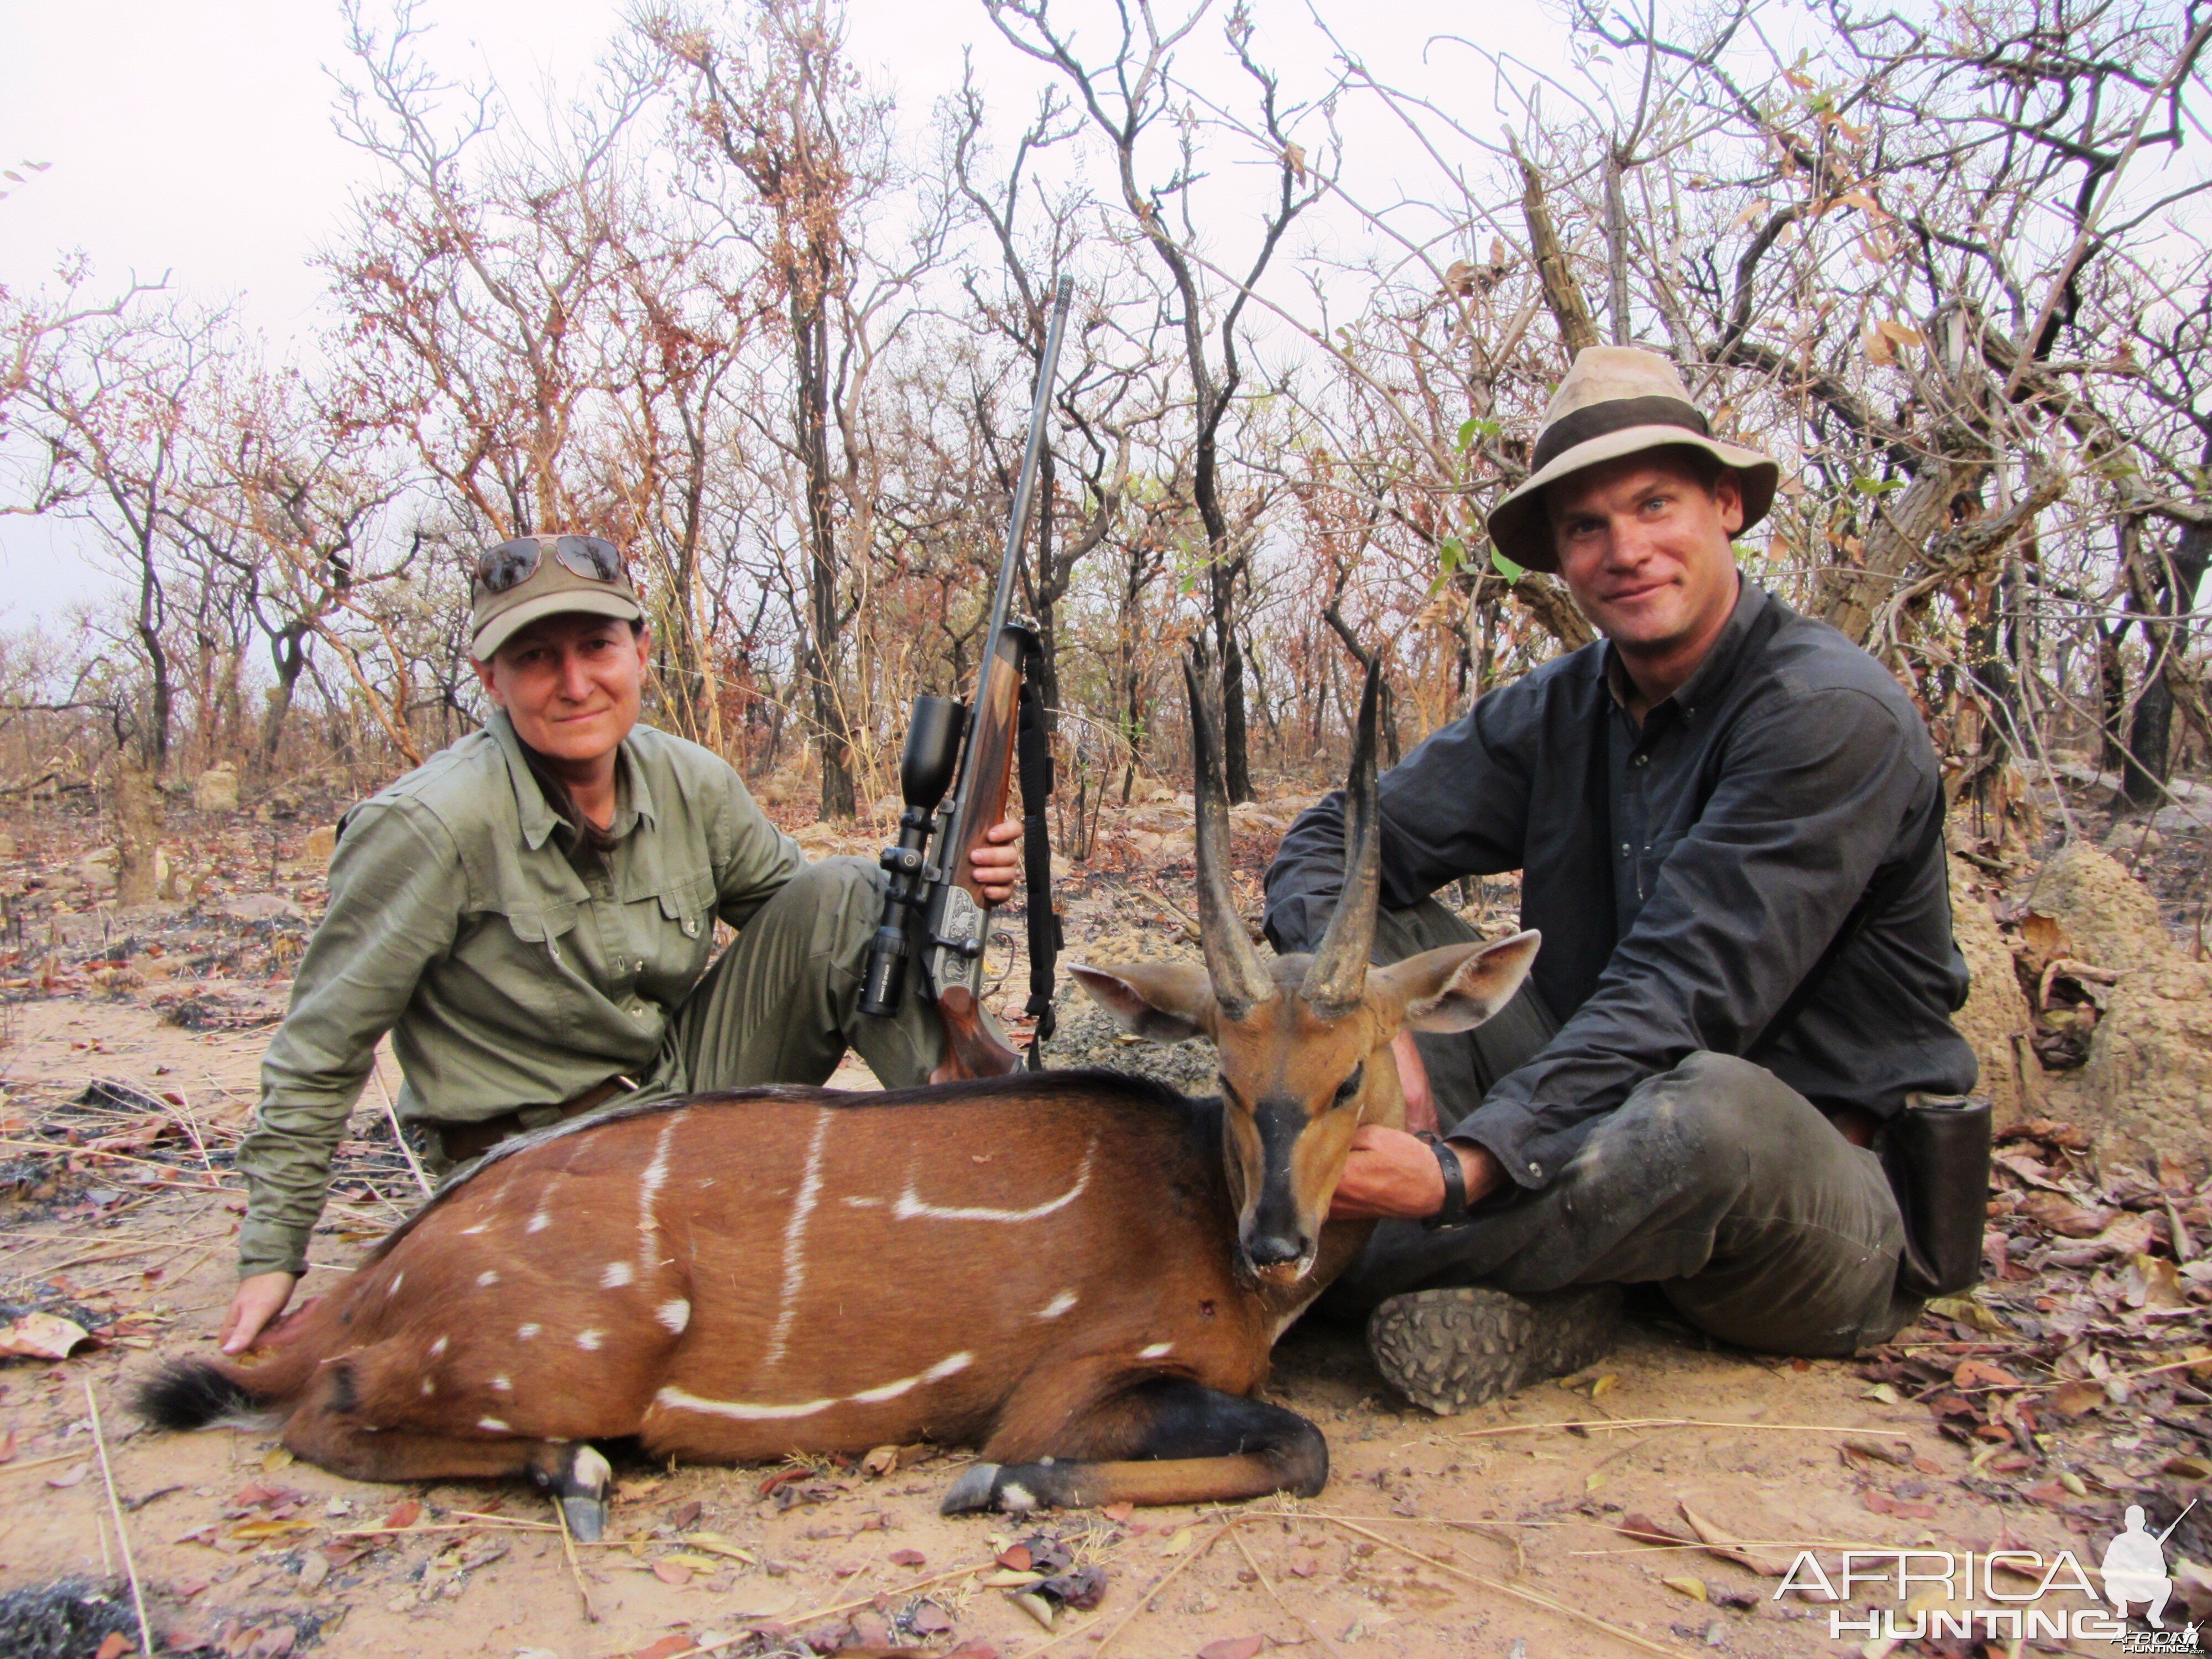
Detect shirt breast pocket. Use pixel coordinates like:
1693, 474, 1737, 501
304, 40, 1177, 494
502, 902, 581, 964
651, 874, 718, 983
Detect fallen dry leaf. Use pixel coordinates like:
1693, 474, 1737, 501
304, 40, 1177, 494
1953, 1359, 2021, 1390
46, 1463, 90, 1489
1197, 1640, 1264, 1659
94, 1635, 132, 1659
630, 1639, 695, 1659
0, 1312, 90, 1360
1619, 1512, 1692, 1548
1662, 1575, 1708, 1601
650, 1559, 691, 1587
381, 1499, 421, 1531
1677, 1500, 1790, 1576
889, 1548, 926, 1568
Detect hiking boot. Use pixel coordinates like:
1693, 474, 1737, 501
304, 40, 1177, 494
1366, 1284, 1625, 1415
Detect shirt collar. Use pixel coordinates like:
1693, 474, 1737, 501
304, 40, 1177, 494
486, 708, 655, 849
488, 709, 563, 850
1602, 576, 1767, 723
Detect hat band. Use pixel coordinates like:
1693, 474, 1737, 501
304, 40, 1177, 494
1531, 395, 1710, 471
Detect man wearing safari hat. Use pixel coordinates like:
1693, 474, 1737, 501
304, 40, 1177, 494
1265, 347, 1977, 1409
223, 534, 1024, 1355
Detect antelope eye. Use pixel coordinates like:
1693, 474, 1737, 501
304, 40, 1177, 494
1332, 1064, 1365, 1104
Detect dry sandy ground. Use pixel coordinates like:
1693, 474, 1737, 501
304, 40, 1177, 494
0, 997, 2154, 1659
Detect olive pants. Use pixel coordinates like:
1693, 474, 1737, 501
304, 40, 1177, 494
421, 858, 945, 1176
1318, 900, 1922, 1356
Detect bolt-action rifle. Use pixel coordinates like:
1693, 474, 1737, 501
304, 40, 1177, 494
858, 274, 1073, 1077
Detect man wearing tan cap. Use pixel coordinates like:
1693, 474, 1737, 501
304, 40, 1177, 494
224, 535, 1022, 1353
1265, 348, 1978, 1410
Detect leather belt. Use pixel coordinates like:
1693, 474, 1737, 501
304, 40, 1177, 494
436, 1075, 636, 1166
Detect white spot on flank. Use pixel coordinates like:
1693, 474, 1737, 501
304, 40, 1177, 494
460, 1224, 488, 1235
478, 1417, 509, 1433
527, 1210, 551, 1234
429, 1335, 449, 1358
893, 1139, 1096, 1224
576, 1329, 602, 1351
656, 1300, 691, 1334
601, 1261, 634, 1288
1036, 1291, 1077, 1319
420, 1378, 435, 1396
476, 1270, 499, 1287
387, 1272, 403, 1296
492, 1375, 512, 1392
761, 1108, 832, 1369
1138, 1342, 1173, 1360
517, 1323, 541, 1340
658, 1351, 973, 1419
573, 1446, 612, 1488
841, 1194, 883, 1208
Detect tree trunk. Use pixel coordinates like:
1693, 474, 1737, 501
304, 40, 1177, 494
112, 759, 163, 907
2121, 519, 2212, 810
259, 624, 310, 774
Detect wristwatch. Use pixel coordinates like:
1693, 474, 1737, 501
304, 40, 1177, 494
1418, 1132, 1473, 1230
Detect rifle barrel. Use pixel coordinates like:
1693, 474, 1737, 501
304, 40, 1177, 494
965, 274, 1073, 766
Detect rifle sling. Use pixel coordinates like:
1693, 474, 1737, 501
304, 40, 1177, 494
1014, 650, 1062, 1070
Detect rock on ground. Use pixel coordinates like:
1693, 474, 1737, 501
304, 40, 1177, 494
191, 763, 240, 813
1949, 855, 2037, 1122
2021, 842, 2173, 970
2085, 957, 2212, 1175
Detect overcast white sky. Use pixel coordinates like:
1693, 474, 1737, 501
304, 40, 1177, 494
0, 0, 1567, 629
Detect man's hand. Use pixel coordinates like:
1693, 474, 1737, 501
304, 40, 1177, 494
220, 1271, 298, 1354
1327, 1126, 1503, 1221
1391, 1031, 1437, 1135
968, 818, 1023, 906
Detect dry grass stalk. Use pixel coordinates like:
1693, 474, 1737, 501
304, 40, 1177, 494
369, 1051, 432, 1198
84, 1379, 157, 1659
1316, 1512, 1683, 1658
552, 1488, 598, 1623
1229, 1516, 1349, 1659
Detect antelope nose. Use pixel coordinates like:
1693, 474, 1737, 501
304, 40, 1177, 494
1244, 1230, 1306, 1269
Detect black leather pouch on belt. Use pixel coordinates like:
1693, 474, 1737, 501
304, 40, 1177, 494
1880, 1092, 1994, 1300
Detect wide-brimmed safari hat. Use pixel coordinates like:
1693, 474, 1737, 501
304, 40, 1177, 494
469, 533, 644, 660
1485, 346, 1780, 573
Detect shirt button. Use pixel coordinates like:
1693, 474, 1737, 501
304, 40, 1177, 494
1633, 753, 1650, 767
1527, 1161, 1542, 1177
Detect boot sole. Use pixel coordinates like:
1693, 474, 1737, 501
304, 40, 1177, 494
1368, 1285, 1624, 1416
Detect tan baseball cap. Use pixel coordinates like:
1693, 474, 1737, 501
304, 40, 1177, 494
1485, 346, 1781, 573
469, 534, 644, 660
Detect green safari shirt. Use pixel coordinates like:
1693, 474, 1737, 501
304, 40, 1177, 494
236, 709, 802, 1277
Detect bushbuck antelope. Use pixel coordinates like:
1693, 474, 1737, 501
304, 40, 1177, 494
139, 664, 1537, 1533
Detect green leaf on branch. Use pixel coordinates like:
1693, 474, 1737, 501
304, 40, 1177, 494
1491, 546, 1525, 581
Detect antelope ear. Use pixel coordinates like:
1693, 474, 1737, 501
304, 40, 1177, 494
1068, 961, 1215, 1044
1373, 931, 1541, 1034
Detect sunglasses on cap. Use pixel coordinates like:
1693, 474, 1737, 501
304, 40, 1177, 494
476, 535, 628, 593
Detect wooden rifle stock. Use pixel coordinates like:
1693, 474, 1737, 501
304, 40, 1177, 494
930, 633, 1030, 1080
916, 274, 1074, 1081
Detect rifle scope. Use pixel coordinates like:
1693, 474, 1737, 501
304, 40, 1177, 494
858, 694, 966, 1018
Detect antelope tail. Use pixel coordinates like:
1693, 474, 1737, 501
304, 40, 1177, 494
135, 1303, 338, 1431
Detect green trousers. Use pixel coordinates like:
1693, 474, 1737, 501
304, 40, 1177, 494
1318, 899, 1922, 1357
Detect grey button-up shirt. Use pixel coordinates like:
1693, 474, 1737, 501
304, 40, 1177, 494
238, 710, 802, 1275
1264, 580, 1975, 1193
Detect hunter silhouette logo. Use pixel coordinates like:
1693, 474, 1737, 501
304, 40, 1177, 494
1776, 1496, 2202, 1646
2102, 1502, 2195, 1631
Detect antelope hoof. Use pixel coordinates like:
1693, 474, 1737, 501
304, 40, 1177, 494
561, 1493, 608, 1543
536, 1443, 613, 1541
940, 1462, 1003, 1516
